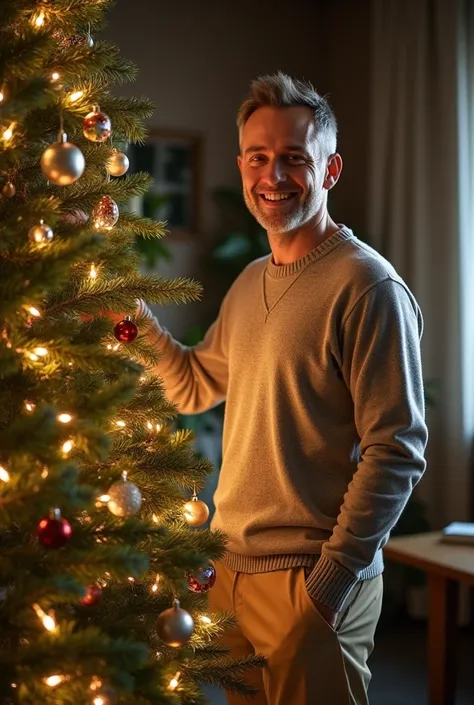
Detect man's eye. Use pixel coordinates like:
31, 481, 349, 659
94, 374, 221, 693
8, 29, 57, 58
250, 155, 265, 163
287, 155, 305, 163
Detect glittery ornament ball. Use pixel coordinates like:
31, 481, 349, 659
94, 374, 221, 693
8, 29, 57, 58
79, 584, 102, 606
37, 515, 72, 549
113, 319, 138, 343
186, 564, 216, 593
83, 110, 111, 143
107, 478, 142, 517
157, 600, 194, 647
92, 195, 119, 230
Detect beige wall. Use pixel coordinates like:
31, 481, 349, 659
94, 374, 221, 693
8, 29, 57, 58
103, 0, 371, 336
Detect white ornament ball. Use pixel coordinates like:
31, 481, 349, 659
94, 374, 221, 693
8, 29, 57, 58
107, 149, 129, 177
28, 219, 54, 244
183, 496, 209, 527
157, 599, 194, 647
107, 476, 142, 517
40, 132, 85, 186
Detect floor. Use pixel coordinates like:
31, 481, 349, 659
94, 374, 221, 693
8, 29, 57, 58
204, 616, 474, 704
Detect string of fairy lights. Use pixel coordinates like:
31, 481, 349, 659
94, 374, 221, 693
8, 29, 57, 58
0, 4, 217, 698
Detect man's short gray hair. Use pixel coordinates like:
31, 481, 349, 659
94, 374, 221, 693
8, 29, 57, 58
237, 71, 337, 158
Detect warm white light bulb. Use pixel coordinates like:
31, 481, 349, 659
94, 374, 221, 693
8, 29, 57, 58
29, 353, 39, 361
90, 264, 97, 280
62, 440, 74, 455
99, 494, 110, 502
68, 90, 83, 103
28, 306, 41, 317
51, 72, 60, 82
44, 675, 63, 687
115, 420, 126, 428
25, 402, 35, 412
0, 466, 10, 482
93, 698, 105, 705
0, 92, 4, 102
168, 672, 180, 691
33, 347, 48, 356
43, 615, 56, 631
57, 413, 72, 423
2, 123, 14, 141
33, 604, 57, 632
34, 10, 45, 27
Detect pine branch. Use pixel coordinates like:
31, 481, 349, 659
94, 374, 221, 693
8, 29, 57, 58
47, 40, 139, 86
45, 274, 202, 317
185, 654, 266, 696
0, 30, 54, 80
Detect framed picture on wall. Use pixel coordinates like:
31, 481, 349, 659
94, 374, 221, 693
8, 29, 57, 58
129, 128, 202, 235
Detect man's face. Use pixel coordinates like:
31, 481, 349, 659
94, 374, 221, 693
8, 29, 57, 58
238, 106, 330, 236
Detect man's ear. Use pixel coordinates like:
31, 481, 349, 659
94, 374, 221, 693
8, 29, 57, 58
323, 153, 343, 190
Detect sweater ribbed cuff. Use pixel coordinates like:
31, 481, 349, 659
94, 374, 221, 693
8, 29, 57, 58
305, 553, 358, 612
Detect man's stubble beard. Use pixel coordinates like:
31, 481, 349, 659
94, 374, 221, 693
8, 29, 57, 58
242, 187, 318, 236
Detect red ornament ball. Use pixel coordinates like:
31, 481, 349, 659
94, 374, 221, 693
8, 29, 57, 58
79, 584, 102, 606
113, 318, 138, 343
186, 564, 216, 593
37, 515, 72, 549
82, 109, 111, 143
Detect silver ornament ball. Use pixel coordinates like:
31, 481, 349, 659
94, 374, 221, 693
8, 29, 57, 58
92, 195, 119, 230
107, 149, 129, 177
157, 599, 194, 647
183, 496, 209, 527
2, 181, 16, 198
107, 475, 142, 517
41, 132, 85, 186
28, 219, 54, 244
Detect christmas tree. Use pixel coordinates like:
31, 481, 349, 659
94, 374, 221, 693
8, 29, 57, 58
0, 2, 262, 703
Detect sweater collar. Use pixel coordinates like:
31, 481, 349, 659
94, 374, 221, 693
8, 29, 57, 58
265, 226, 354, 279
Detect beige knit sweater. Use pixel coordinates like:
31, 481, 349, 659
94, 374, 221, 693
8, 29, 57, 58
140, 227, 428, 611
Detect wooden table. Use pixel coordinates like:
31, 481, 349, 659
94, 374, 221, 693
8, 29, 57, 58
384, 531, 474, 705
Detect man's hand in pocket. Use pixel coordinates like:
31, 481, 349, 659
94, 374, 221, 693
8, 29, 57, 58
312, 599, 337, 629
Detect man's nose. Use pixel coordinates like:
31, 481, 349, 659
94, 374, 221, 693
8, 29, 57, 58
263, 158, 287, 185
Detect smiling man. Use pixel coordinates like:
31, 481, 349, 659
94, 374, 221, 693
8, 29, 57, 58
140, 72, 428, 704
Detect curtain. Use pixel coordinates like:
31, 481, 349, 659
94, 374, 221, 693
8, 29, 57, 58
368, 0, 474, 526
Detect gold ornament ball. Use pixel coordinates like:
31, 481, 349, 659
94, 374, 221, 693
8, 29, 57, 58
2, 181, 16, 198
183, 497, 209, 527
28, 219, 54, 244
92, 195, 119, 230
107, 477, 142, 517
41, 133, 85, 186
157, 599, 194, 647
107, 149, 129, 177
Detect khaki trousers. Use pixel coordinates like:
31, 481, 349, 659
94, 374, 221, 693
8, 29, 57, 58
209, 562, 383, 705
